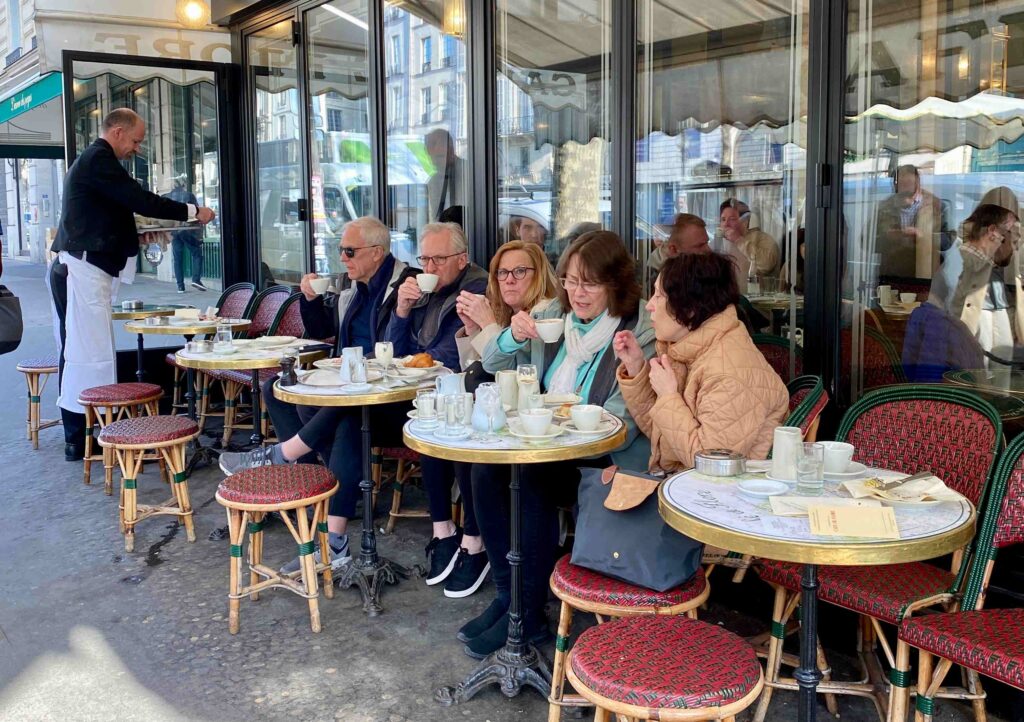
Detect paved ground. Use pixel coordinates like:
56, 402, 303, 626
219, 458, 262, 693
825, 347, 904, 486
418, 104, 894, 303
0, 259, 1011, 721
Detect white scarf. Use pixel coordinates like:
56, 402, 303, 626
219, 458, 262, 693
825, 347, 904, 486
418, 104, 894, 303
547, 312, 620, 395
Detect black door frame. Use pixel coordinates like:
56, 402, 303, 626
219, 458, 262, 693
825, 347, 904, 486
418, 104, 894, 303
60, 49, 247, 287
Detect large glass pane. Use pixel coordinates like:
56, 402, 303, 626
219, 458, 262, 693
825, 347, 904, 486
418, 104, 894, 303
305, 0, 372, 279
636, 1, 809, 380
250, 20, 307, 287
383, 0, 467, 268
842, 1, 1024, 412
67, 63, 221, 304
497, 0, 611, 266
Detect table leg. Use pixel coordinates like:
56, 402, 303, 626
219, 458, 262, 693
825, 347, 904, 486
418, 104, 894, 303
337, 405, 419, 615
796, 563, 822, 722
249, 369, 264, 447
435, 463, 552, 706
180, 336, 218, 483
136, 333, 146, 382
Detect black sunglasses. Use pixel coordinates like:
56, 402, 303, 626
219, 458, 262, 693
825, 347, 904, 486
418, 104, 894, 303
339, 245, 378, 258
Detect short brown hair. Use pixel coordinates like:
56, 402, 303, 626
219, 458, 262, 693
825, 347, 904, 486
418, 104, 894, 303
658, 252, 739, 330
102, 108, 141, 133
555, 230, 641, 318
965, 204, 1014, 242
486, 241, 559, 326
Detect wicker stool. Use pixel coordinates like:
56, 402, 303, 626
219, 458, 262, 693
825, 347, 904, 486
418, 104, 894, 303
215, 464, 339, 634
371, 446, 427, 533
79, 382, 163, 494
548, 556, 710, 720
566, 615, 764, 721
16, 354, 60, 449
98, 416, 199, 552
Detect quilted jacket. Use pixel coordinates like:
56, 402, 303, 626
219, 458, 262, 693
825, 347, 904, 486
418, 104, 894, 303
618, 305, 788, 473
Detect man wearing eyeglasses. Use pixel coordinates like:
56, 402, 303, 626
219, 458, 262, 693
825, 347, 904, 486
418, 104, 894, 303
220, 216, 417, 574
386, 221, 488, 370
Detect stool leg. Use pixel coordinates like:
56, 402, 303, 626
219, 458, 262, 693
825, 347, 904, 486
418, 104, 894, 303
371, 447, 382, 511
117, 448, 144, 552
103, 408, 118, 493
296, 507, 322, 633
25, 373, 32, 441
315, 499, 334, 598
753, 587, 798, 722
198, 373, 210, 431
227, 507, 245, 634
249, 511, 264, 601
594, 706, 610, 722
222, 381, 239, 446
164, 442, 195, 542
83, 406, 94, 485
387, 461, 407, 534
548, 600, 576, 721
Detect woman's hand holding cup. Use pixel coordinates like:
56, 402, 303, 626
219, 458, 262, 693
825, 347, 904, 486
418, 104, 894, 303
457, 291, 495, 330
509, 310, 539, 343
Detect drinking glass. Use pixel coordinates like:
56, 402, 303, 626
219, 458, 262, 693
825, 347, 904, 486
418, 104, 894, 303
517, 364, 538, 385
213, 322, 233, 353
796, 442, 825, 496
473, 383, 501, 444
375, 341, 394, 382
441, 394, 465, 437
415, 389, 437, 427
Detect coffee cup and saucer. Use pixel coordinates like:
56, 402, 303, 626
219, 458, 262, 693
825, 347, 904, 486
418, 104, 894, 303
819, 441, 868, 480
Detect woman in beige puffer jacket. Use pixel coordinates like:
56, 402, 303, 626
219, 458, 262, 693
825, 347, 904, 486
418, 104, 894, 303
613, 252, 789, 473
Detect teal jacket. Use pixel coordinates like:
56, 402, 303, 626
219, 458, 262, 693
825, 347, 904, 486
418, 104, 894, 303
481, 302, 657, 469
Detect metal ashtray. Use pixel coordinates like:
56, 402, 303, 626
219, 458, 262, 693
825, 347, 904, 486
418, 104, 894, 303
695, 449, 746, 477
121, 299, 144, 310
145, 315, 170, 326
188, 340, 213, 353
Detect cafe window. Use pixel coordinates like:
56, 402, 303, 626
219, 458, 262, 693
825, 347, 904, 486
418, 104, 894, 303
421, 36, 432, 73
841, 1, 1024, 409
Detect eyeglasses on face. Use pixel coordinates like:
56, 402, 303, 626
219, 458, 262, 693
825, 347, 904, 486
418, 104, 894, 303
560, 276, 602, 295
339, 245, 378, 259
417, 251, 465, 267
496, 266, 535, 281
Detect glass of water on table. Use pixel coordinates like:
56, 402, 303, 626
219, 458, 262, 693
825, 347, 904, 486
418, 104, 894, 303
796, 442, 825, 496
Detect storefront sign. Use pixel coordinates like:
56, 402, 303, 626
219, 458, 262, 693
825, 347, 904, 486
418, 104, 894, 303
0, 73, 63, 125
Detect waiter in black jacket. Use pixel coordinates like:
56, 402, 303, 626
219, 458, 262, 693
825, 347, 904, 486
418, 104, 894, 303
49, 108, 215, 460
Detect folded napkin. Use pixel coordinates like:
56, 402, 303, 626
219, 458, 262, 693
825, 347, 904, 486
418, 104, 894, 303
842, 474, 961, 503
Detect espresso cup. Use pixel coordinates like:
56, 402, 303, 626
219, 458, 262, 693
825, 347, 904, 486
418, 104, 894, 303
820, 441, 855, 474
571, 404, 603, 432
519, 408, 554, 436
417, 273, 439, 293
309, 276, 330, 295
899, 292, 916, 305
535, 318, 563, 343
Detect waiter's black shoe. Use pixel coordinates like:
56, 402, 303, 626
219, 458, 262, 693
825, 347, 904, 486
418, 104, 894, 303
191, 281, 208, 292
65, 443, 85, 462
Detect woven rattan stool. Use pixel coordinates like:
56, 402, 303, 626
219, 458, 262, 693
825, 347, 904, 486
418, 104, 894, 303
16, 355, 60, 449
79, 382, 163, 494
566, 615, 764, 721
548, 555, 710, 720
215, 464, 339, 634
98, 416, 199, 552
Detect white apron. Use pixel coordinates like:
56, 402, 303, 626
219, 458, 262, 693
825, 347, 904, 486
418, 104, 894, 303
57, 251, 117, 414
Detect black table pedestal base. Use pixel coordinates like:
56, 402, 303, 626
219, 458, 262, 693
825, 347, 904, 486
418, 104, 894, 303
796, 563, 823, 722
337, 556, 419, 617
434, 643, 552, 706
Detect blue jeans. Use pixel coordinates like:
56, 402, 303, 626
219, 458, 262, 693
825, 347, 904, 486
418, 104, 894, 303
172, 234, 203, 288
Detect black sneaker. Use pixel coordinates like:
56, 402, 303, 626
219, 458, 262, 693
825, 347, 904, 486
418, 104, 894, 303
218, 445, 279, 475
424, 530, 463, 585
463, 611, 551, 659
456, 597, 508, 643
191, 281, 208, 292
65, 443, 85, 462
444, 548, 490, 598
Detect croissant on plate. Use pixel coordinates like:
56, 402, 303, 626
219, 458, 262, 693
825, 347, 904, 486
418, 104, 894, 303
404, 352, 435, 368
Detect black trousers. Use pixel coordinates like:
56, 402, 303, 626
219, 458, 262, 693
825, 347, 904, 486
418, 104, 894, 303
49, 258, 86, 446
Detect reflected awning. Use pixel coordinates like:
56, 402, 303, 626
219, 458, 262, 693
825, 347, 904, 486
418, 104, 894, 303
0, 72, 65, 155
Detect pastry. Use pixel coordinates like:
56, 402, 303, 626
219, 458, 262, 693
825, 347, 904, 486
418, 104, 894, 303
404, 352, 434, 368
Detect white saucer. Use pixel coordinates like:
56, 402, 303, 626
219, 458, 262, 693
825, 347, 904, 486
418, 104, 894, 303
340, 382, 372, 394
765, 472, 798, 485
432, 427, 472, 441
507, 419, 564, 441
823, 462, 869, 481
411, 418, 439, 431
561, 419, 615, 436
737, 479, 789, 501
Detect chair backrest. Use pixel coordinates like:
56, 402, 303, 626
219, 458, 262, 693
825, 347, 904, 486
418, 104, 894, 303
752, 334, 803, 383
957, 431, 1024, 610
785, 375, 828, 440
244, 285, 292, 338
268, 292, 306, 337
863, 326, 907, 388
836, 385, 1002, 507
215, 282, 255, 320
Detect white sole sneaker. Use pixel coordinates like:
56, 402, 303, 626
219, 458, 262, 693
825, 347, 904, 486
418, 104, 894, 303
443, 561, 491, 599
425, 550, 461, 585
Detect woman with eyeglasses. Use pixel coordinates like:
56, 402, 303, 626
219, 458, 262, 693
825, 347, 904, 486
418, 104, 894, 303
453, 240, 559, 368
453, 231, 655, 659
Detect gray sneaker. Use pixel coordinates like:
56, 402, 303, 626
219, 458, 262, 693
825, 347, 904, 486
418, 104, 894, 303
219, 446, 278, 476
280, 532, 351, 574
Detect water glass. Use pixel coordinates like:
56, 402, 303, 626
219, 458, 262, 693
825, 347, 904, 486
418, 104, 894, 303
375, 341, 394, 381
440, 394, 466, 437
796, 442, 825, 496
473, 383, 501, 444
213, 322, 233, 353
415, 389, 437, 426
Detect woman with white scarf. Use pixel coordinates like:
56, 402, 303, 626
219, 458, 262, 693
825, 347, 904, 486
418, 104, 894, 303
456, 231, 654, 659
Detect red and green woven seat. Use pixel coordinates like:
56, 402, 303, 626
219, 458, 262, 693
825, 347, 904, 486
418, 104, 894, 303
569, 615, 762, 712
217, 464, 337, 506
79, 382, 163, 405
98, 416, 198, 445
552, 555, 707, 610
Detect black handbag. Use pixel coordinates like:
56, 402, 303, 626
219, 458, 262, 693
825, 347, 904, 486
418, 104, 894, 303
463, 359, 494, 393
0, 284, 22, 355
571, 466, 703, 592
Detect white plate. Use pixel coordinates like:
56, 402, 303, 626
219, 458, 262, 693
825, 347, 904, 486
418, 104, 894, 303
298, 369, 346, 387
737, 479, 789, 500
507, 419, 565, 441
411, 418, 439, 431
879, 497, 944, 510
744, 460, 773, 473
765, 471, 798, 485
169, 318, 201, 326
308, 361, 383, 382
541, 393, 582, 406
255, 335, 297, 347
561, 419, 615, 436
314, 357, 346, 369
340, 382, 373, 394
823, 461, 869, 481
232, 339, 254, 348
407, 409, 439, 421
432, 427, 473, 441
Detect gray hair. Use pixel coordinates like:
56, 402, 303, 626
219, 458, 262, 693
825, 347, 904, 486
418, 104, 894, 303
343, 216, 391, 252
102, 108, 142, 133
420, 222, 468, 254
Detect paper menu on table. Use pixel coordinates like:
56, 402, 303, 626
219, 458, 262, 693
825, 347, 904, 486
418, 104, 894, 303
843, 475, 960, 503
808, 505, 900, 539
769, 495, 881, 517
174, 308, 200, 320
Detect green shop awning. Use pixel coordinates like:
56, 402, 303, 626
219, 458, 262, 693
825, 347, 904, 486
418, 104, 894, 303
0, 72, 62, 125
0, 72, 65, 158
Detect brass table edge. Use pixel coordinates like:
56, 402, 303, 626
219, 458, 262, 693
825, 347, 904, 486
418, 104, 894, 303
124, 320, 251, 335
112, 309, 176, 320
175, 350, 326, 371
402, 422, 626, 464
272, 379, 419, 406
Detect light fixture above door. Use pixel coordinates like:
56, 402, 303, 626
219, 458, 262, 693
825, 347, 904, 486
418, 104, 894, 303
176, 0, 211, 29
442, 0, 465, 38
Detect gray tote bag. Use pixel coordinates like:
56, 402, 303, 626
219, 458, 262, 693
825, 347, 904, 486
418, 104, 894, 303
0, 285, 22, 355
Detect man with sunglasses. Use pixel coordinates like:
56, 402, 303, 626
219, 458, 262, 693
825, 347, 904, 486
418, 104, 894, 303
220, 217, 417, 574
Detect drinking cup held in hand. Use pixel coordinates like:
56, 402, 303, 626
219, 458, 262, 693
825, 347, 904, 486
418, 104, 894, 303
820, 441, 855, 474
519, 408, 554, 436
416, 273, 439, 293
571, 404, 603, 432
534, 318, 563, 343
309, 276, 330, 295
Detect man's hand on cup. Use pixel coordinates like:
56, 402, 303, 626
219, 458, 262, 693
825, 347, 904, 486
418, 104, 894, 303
299, 273, 320, 301
395, 277, 423, 318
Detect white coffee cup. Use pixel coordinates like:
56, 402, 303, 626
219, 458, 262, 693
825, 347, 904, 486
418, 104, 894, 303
535, 318, 563, 343
309, 276, 330, 295
571, 404, 603, 432
519, 408, 553, 436
899, 292, 916, 305
417, 273, 439, 293
820, 441, 855, 474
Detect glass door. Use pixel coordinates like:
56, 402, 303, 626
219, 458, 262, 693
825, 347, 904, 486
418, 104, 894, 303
248, 19, 309, 287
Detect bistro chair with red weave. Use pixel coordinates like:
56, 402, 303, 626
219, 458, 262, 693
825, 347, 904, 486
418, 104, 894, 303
890, 430, 1024, 721
565, 614, 763, 721
17, 354, 60, 449
371, 446, 428, 533
98, 415, 200, 552
215, 464, 338, 634
753, 385, 1002, 722
753, 333, 803, 383
78, 382, 164, 494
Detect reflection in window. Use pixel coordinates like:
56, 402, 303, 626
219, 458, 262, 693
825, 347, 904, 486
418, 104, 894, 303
497, 0, 611, 267
843, 2, 1024, 405
384, 0, 467, 268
